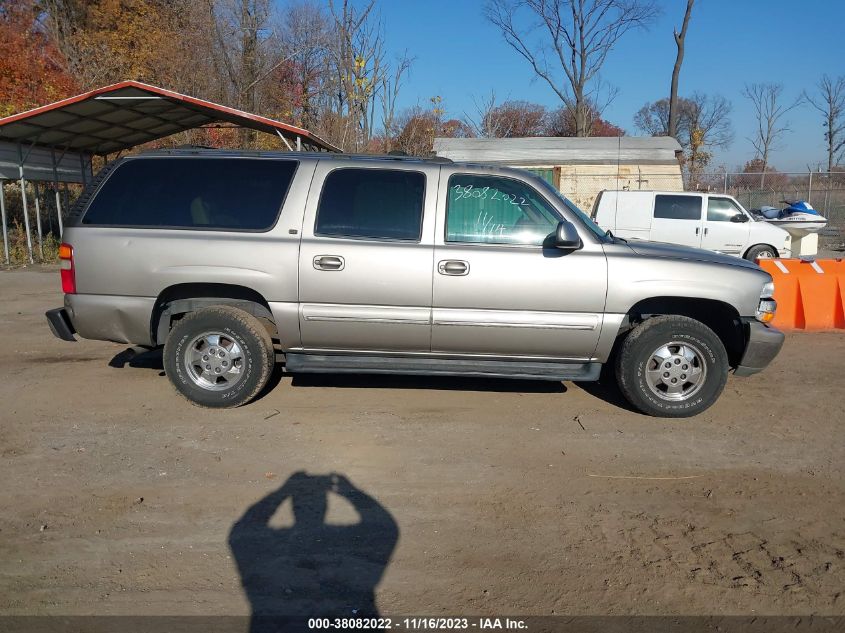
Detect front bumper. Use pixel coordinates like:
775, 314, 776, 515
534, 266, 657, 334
734, 320, 784, 376
46, 307, 77, 342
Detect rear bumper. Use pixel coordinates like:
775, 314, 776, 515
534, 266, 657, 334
46, 307, 77, 342
734, 320, 784, 376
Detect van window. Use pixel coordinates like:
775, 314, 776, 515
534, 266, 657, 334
315, 168, 425, 241
446, 174, 560, 245
654, 194, 701, 221
707, 197, 743, 222
82, 157, 297, 230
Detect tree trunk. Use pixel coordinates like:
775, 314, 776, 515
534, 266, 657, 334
668, 0, 694, 139
760, 147, 768, 187
239, 0, 259, 147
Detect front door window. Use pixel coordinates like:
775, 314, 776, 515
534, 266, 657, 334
446, 174, 560, 246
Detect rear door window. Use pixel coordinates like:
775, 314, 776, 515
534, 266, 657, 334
654, 194, 702, 220
315, 168, 425, 241
82, 157, 297, 231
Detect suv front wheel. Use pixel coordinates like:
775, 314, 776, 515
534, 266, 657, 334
615, 315, 729, 418
163, 306, 275, 408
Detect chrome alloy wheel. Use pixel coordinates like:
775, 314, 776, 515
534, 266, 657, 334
183, 332, 245, 391
644, 341, 707, 402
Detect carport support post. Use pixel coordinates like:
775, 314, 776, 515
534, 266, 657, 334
0, 180, 9, 265
17, 144, 34, 264
33, 181, 44, 259
51, 148, 64, 236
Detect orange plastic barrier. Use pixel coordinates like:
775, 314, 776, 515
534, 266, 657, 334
757, 259, 845, 330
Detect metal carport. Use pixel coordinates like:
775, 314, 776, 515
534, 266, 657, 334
0, 80, 340, 264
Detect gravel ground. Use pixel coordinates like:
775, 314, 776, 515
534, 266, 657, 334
0, 268, 843, 617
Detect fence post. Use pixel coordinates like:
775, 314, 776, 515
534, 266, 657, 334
808, 169, 813, 204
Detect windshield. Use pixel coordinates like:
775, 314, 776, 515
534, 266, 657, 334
532, 177, 610, 241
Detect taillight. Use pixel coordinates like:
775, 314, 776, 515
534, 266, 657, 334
59, 243, 76, 294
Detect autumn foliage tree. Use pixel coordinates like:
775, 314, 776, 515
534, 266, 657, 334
393, 97, 472, 156
0, 0, 76, 117
733, 158, 789, 190
545, 105, 624, 137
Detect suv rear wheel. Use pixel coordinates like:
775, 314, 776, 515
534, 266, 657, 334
163, 306, 275, 408
615, 315, 729, 418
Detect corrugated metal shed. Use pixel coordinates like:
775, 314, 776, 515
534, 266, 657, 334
433, 136, 682, 166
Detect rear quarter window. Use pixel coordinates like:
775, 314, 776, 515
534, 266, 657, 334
82, 157, 298, 231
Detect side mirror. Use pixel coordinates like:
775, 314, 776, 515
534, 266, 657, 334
730, 214, 749, 223
554, 220, 582, 250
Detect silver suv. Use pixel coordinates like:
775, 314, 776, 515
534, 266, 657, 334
46, 149, 784, 417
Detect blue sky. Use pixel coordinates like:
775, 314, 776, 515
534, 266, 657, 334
362, 0, 845, 172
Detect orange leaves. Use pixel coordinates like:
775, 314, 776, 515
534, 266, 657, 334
0, 0, 77, 116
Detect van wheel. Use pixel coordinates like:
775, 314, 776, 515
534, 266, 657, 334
163, 306, 275, 408
615, 315, 728, 418
745, 244, 777, 260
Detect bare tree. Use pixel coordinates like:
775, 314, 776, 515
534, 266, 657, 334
272, 1, 331, 130
742, 83, 801, 185
668, 0, 694, 139
379, 52, 413, 152
634, 98, 672, 136
484, 0, 658, 137
327, 0, 387, 151
685, 92, 733, 185
805, 75, 845, 173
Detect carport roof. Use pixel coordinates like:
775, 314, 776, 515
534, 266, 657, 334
0, 80, 340, 155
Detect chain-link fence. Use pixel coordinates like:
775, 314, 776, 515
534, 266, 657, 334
714, 171, 844, 253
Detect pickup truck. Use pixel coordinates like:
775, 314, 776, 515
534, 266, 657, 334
46, 149, 784, 417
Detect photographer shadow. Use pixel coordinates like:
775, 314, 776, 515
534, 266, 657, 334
229, 472, 398, 632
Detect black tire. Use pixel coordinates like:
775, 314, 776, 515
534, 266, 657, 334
745, 244, 778, 261
615, 315, 729, 418
163, 306, 275, 408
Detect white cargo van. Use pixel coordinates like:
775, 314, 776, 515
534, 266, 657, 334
592, 191, 792, 260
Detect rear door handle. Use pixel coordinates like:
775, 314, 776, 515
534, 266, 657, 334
313, 255, 345, 271
438, 260, 469, 276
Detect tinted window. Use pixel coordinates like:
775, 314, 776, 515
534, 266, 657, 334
446, 174, 560, 245
707, 197, 743, 222
654, 194, 702, 220
83, 158, 297, 230
315, 168, 425, 241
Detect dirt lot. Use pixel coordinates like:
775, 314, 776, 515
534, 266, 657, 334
1, 267, 843, 617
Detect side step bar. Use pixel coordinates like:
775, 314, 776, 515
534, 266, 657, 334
285, 353, 601, 382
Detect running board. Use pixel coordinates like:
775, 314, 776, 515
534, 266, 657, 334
284, 353, 601, 382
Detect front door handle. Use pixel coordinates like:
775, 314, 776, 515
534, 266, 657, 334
313, 255, 345, 271
438, 260, 469, 276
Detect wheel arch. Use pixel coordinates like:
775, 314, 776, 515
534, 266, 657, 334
151, 283, 277, 345
619, 296, 745, 367
743, 243, 780, 260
